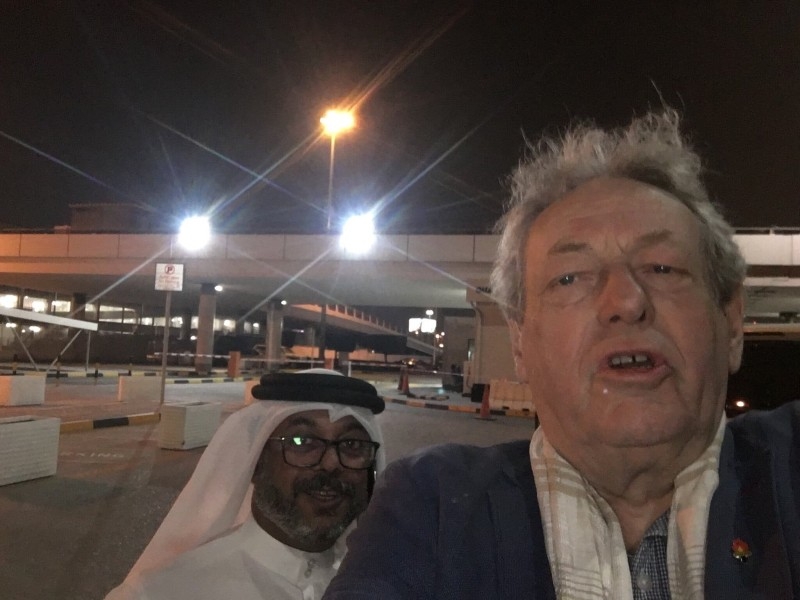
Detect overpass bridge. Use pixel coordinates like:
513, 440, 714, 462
0, 230, 797, 315
285, 304, 435, 355
0, 230, 797, 370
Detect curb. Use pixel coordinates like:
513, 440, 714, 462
57, 391, 535, 435
382, 396, 536, 419
171, 376, 257, 384
4, 370, 256, 380
9, 372, 260, 384
60, 411, 160, 433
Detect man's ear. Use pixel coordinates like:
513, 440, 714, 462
724, 286, 745, 374
508, 320, 528, 382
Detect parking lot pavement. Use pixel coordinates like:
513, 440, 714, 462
0, 379, 536, 600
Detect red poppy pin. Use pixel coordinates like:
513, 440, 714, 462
731, 538, 752, 562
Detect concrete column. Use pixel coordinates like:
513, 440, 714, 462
235, 311, 246, 336
466, 287, 516, 387
195, 283, 217, 375
303, 327, 316, 348
265, 301, 284, 372
179, 308, 192, 340
72, 293, 87, 321
338, 351, 350, 376
317, 304, 328, 360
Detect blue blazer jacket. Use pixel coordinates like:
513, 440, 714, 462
324, 402, 800, 599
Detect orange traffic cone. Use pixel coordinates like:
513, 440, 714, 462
475, 382, 495, 421
399, 368, 412, 396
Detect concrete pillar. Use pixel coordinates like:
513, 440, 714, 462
235, 311, 246, 336
317, 304, 328, 360
195, 283, 217, 375
72, 293, 87, 321
303, 326, 316, 348
179, 308, 192, 340
265, 300, 284, 372
338, 351, 350, 376
466, 287, 516, 387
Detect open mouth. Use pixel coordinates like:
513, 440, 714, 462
607, 353, 655, 369
307, 487, 342, 501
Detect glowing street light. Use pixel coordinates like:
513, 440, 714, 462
320, 109, 355, 231
178, 215, 211, 250
317, 108, 355, 364
320, 109, 355, 137
340, 213, 375, 254
159, 215, 212, 404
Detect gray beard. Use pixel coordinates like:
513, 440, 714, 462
252, 479, 365, 548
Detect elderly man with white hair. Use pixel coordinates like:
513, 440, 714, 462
106, 369, 385, 600
323, 110, 800, 599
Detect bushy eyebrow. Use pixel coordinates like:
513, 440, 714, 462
547, 240, 590, 256
282, 416, 316, 429
547, 229, 677, 257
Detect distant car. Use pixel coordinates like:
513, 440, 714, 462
395, 358, 433, 370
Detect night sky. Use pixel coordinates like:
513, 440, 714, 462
2, 1, 799, 234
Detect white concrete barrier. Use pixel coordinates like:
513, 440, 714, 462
117, 375, 160, 402
0, 375, 46, 406
158, 402, 222, 450
487, 378, 535, 412
488, 379, 501, 409
0, 416, 60, 485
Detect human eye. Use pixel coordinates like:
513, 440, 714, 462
638, 261, 693, 291
557, 273, 576, 286
338, 439, 371, 456
640, 262, 688, 279
543, 270, 596, 305
286, 435, 322, 453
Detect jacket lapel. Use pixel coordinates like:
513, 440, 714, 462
487, 452, 556, 600
705, 426, 793, 596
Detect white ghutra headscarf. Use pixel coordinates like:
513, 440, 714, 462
116, 370, 385, 590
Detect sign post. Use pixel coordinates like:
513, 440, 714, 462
155, 263, 184, 406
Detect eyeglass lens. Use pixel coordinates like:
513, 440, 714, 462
281, 435, 377, 469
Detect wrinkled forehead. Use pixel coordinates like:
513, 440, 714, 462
525, 178, 702, 259
270, 409, 369, 438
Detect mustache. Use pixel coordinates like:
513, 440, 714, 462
294, 472, 355, 497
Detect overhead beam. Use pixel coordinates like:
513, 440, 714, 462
0, 307, 98, 331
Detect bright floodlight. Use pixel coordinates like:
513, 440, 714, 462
178, 215, 211, 251
340, 213, 375, 254
320, 109, 355, 137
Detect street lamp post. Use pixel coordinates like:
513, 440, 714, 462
320, 109, 355, 231
155, 216, 211, 406
317, 109, 354, 363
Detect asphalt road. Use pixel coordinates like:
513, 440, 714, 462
0, 382, 535, 600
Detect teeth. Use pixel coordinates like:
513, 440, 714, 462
609, 354, 652, 368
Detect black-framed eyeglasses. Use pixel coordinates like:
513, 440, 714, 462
267, 435, 380, 470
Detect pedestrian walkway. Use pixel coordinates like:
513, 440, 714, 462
0, 370, 534, 433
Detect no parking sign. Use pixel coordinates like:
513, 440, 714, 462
155, 263, 184, 292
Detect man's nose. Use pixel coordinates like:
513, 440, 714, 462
317, 443, 342, 471
595, 266, 652, 326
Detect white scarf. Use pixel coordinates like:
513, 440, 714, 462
530, 417, 725, 599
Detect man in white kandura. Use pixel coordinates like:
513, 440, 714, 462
106, 369, 385, 600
